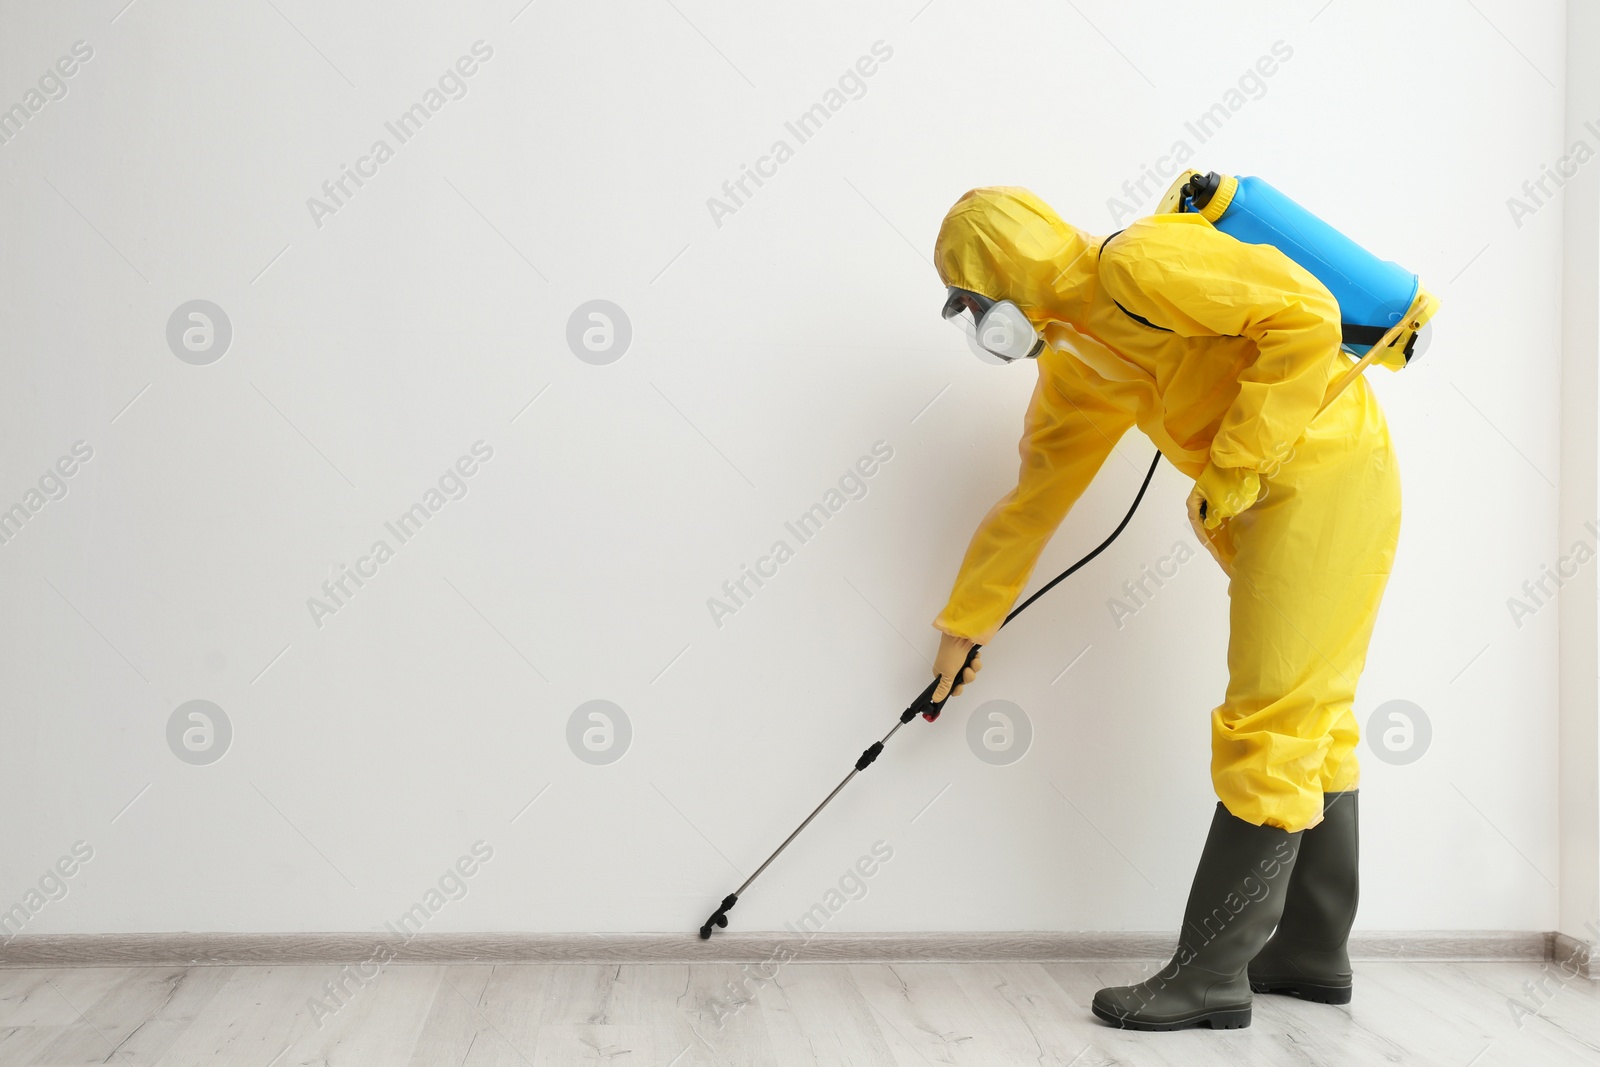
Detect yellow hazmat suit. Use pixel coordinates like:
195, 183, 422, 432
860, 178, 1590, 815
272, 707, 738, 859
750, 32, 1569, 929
933, 188, 1400, 833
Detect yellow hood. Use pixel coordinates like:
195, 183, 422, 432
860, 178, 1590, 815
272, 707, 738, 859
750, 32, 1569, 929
933, 187, 1099, 328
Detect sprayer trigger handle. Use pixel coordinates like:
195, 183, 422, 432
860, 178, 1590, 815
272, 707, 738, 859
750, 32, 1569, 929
909, 644, 983, 723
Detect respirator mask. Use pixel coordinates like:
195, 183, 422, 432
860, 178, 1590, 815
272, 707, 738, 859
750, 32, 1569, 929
941, 287, 1045, 365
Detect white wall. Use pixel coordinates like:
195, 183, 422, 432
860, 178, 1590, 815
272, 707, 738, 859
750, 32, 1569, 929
1559, 0, 1600, 954
0, 0, 1573, 937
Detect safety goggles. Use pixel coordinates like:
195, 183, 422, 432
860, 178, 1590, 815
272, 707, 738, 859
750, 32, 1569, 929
941, 287, 1045, 363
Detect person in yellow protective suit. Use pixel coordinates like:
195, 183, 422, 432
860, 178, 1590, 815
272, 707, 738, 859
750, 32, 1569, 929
930, 187, 1400, 1031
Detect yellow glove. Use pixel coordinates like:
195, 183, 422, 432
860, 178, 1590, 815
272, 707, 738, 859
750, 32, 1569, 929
931, 632, 982, 703
1189, 462, 1261, 530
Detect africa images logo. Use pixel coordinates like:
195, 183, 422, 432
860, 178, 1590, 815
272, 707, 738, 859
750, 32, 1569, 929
305, 42, 494, 229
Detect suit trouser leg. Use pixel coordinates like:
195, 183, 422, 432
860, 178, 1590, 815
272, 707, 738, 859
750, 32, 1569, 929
1208, 375, 1400, 834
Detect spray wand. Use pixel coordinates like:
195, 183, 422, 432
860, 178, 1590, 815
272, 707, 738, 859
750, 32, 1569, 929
699, 450, 1163, 938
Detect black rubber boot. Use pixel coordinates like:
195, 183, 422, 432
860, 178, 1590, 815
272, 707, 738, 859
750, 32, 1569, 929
1092, 804, 1301, 1031
1249, 789, 1358, 1005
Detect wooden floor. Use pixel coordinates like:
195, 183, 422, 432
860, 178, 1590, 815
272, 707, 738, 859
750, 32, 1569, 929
1, 960, 1596, 1066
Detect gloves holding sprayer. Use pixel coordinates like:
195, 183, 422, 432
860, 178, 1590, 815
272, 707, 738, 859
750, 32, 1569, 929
932, 632, 983, 702
1189, 461, 1261, 529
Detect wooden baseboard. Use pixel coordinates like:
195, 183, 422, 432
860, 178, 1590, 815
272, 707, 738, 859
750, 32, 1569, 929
1552, 931, 1597, 980
0, 930, 1571, 968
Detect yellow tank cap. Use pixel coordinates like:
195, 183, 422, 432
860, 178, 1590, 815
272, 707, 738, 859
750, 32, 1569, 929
1198, 174, 1238, 223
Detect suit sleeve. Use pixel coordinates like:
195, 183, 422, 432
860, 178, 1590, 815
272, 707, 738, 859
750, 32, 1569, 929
1099, 219, 1342, 474
935, 352, 1138, 644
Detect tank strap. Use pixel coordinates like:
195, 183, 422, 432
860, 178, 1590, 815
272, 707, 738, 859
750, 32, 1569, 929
1342, 321, 1418, 362
1340, 323, 1386, 345
1339, 322, 1389, 346
1098, 231, 1174, 334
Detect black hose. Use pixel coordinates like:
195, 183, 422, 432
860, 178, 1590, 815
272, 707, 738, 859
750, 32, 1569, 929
1001, 449, 1163, 630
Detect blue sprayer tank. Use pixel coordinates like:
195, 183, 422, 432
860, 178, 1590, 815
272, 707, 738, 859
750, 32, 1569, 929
1174, 171, 1437, 364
